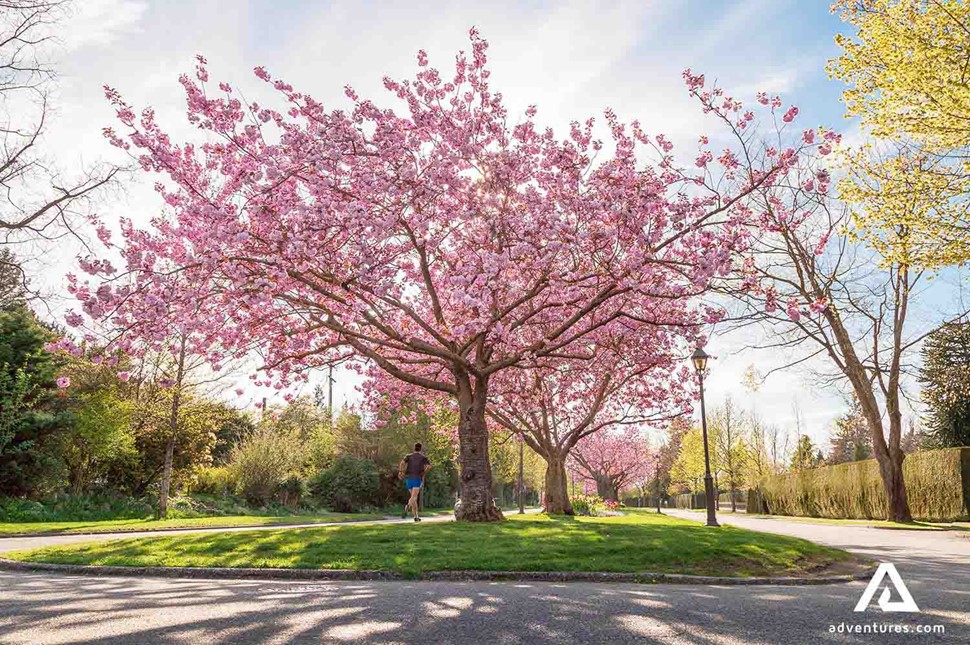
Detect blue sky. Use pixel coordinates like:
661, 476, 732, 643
35, 0, 956, 453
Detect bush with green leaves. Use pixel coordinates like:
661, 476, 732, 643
276, 474, 305, 508
187, 466, 238, 497
308, 455, 380, 512
0, 495, 154, 522
229, 426, 304, 506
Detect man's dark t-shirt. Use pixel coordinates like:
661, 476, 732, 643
403, 452, 431, 478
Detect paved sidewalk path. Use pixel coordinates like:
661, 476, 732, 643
0, 510, 967, 643
0, 512, 460, 556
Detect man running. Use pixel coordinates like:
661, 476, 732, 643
399, 443, 431, 522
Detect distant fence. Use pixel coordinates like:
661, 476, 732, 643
669, 492, 707, 509
718, 490, 746, 511
665, 490, 747, 511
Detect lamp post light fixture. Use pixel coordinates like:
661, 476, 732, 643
691, 346, 719, 528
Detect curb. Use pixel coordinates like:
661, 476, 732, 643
0, 557, 877, 586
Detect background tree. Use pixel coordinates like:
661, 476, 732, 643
330, 403, 459, 508
0, 302, 67, 496
211, 408, 256, 465
919, 321, 970, 448
790, 435, 823, 472
645, 418, 689, 503
900, 416, 923, 453
57, 355, 136, 495
830, 0, 970, 265
487, 330, 691, 514
489, 431, 544, 509
308, 454, 379, 512
712, 398, 749, 511
669, 426, 719, 495
0, 249, 27, 307
128, 336, 239, 518
827, 396, 872, 464
745, 411, 788, 484
229, 423, 304, 506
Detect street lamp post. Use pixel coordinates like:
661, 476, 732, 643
691, 347, 719, 528
517, 432, 525, 514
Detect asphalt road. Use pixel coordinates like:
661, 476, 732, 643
0, 510, 967, 644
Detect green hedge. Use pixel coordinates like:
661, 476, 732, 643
751, 448, 970, 521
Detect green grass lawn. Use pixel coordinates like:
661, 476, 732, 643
0, 512, 390, 536
3, 509, 854, 578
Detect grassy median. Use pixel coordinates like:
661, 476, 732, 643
3, 510, 853, 578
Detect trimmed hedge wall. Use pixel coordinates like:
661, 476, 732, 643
750, 448, 970, 521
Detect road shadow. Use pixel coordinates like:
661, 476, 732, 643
0, 566, 964, 644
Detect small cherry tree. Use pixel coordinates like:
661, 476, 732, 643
569, 428, 652, 502
68, 32, 809, 521
487, 320, 694, 514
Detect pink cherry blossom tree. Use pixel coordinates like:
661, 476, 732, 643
569, 427, 652, 502
66, 31, 810, 521
486, 317, 695, 514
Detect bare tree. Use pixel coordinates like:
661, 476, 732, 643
719, 169, 968, 521
0, 2, 119, 266
712, 397, 747, 512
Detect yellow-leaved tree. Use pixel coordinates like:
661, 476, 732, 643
839, 145, 970, 268
830, 0, 970, 266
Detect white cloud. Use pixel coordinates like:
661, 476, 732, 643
62, 0, 147, 50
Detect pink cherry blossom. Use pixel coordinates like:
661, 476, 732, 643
570, 428, 652, 501
56, 376, 70, 389
62, 31, 814, 521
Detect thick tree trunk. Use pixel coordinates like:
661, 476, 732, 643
854, 374, 912, 522
543, 454, 573, 514
878, 444, 911, 523
454, 375, 503, 522
824, 307, 913, 522
591, 475, 619, 502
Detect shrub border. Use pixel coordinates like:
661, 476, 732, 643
0, 556, 876, 586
